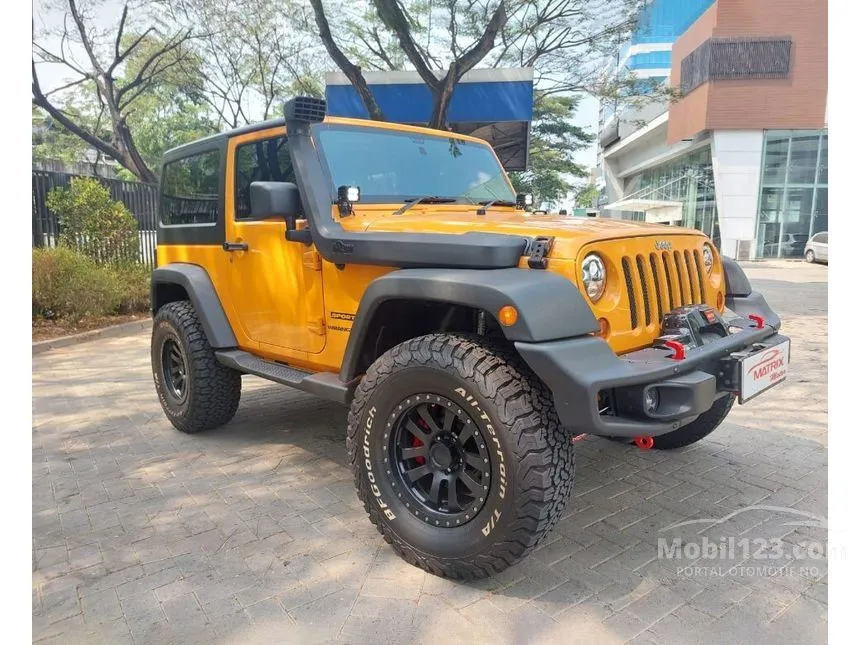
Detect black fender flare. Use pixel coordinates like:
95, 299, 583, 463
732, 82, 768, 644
720, 255, 752, 297
340, 267, 599, 381
151, 263, 237, 348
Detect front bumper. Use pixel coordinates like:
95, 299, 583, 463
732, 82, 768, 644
515, 291, 788, 437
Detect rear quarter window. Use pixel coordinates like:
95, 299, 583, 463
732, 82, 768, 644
161, 150, 221, 225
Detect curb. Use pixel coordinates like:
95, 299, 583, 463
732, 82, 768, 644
33, 318, 152, 355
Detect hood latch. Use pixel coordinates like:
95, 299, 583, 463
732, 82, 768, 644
527, 236, 555, 269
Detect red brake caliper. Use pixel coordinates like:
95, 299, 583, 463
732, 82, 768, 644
412, 417, 428, 465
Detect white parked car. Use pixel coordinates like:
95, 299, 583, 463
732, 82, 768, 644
804, 231, 828, 264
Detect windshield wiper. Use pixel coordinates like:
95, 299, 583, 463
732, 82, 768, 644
476, 199, 516, 214
392, 195, 457, 216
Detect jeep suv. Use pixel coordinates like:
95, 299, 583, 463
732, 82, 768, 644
150, 97, 789, 579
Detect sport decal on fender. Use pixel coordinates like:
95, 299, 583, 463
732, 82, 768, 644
454, 387, 506, 536
363, 406, 396, 520
329, 311, 355, 333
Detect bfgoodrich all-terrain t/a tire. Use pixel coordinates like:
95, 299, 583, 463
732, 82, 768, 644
347, 334, 575, 580
151, 301, 241, 433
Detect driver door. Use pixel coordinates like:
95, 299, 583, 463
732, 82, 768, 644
224, 128, 326, 355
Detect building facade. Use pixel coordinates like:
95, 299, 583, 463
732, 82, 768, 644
599, 0, 828, 259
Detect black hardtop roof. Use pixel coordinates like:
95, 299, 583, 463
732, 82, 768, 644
162, 117, 286, 162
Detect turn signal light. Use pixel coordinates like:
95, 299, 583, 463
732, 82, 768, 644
498, 305, 519, 327
597, 317, 610, 338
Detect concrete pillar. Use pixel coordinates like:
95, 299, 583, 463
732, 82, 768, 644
710, 131, 764, 259
602, 157, 626, 219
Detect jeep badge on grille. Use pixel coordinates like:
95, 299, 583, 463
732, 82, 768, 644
655, 240, 672, 250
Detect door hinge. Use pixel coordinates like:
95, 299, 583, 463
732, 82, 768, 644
307, 317, 326, 335
527, 236, 555, 269
303, 249, 322, 270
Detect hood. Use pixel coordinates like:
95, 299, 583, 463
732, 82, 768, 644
357, 208, 707, 259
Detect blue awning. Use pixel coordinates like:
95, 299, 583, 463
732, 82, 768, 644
325, 68, 533, 170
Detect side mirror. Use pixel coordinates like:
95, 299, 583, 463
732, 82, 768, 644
249, 181, 301, 220
249, 181, 312, 244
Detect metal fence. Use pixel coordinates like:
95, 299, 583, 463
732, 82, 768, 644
32, 170, 159, 268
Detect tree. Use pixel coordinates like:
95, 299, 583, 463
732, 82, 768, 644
311, 0, 510, 128
509, 94, 592, 206
32, 0, 196, 182
575, 181, 600, 208
310, 0, 649, 128
159, 0, 324, 128
117, 32, 218, 173
32, 103, 105, 167
310, 0, 385, 121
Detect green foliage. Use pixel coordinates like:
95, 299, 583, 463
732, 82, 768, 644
575, 182, 601, 208
46, 178, 140, 264
509, 94, 593, 207
32, 248, 118, 320
118, 32, 219, 170
32, 248, 152, 321
32, 102, 108, 166
111, 262, 153, 314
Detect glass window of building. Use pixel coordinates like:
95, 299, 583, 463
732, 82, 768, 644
756, 130, 828, 259
621, 145, 720, 248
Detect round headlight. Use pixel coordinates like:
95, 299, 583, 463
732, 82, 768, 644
581, 253, 606, 302
702, 244, 714, 273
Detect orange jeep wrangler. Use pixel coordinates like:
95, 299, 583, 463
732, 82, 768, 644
151, 97, 790, 579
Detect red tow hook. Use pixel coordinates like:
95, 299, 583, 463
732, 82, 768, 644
748, 314, 765, 329
664, 340, 686, 360
633, 436, 654, 450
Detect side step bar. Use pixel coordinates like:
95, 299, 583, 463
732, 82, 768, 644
215, 350, 354, 405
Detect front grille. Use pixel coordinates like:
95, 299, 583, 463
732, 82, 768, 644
623, 250, 708, 330
621, 257, 638, 329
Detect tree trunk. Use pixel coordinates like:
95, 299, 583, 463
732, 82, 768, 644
117, 121, 158, 183
428, 66, 458, 130
310, 0, 385, 121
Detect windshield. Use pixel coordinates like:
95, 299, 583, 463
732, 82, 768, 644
315, 124, 516, 204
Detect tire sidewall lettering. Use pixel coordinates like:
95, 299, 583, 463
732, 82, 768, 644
454, 387, 506, 537
363, 405, 397, 520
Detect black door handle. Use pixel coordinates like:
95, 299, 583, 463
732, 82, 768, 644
222, 241, 249, 252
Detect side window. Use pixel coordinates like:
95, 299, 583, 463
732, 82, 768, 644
235, 136, 295, 219
161, 151, 220, 225
819, 233, 828, 243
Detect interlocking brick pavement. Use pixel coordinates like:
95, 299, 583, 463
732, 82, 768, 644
32, 261, 827, 644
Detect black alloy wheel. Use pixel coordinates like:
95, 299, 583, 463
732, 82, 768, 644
389, 395, 491, 527
160, 337, 188, 403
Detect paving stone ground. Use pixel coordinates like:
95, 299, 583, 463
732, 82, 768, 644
32, 261, 828, 645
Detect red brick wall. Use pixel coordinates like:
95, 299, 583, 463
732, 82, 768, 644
668, 0, 827, 144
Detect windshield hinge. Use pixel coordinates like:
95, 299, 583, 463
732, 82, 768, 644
527, 236, 555, 270
302, 249, 322, 271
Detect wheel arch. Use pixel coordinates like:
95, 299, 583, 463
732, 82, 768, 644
339, 268, 599, 382
151, 263, 237, 348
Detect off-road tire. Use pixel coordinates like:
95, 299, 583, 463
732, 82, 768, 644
151, 301, 241, 433
346, 333, 575, 580
649, 394, 735, 450
805, 249, 816, 263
